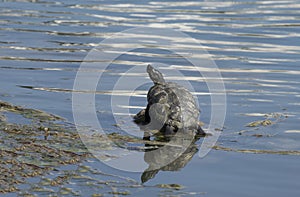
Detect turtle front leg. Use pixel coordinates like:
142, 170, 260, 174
196, 123, 206, 136
133, 109, 146, 124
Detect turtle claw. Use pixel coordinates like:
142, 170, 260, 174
133, 109, 146, 124
196, 125, 206, 136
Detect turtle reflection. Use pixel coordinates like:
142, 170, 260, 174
141, 132, 202, 183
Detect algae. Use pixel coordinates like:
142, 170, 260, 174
0, 101, 91, 193
213, 145, 300, 155
0, 100, 193, 195
1, 100, 296, 195
156, 183, 183, 190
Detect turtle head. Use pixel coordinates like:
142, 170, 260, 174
147, 64, 165, 85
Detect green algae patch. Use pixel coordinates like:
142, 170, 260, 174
0, 101, 64, 122
245, 113, 286, 128
0, 101, 90, 193
156, 183, 183, 190
213, 145, 300, 155
246, 119, 273, 127
0, 100, 190, 196
108, 189, 131, 195
215, 112, 299, 156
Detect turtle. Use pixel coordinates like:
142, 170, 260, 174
134, 64, 205, 136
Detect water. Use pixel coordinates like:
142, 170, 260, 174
1, 0, 300, 196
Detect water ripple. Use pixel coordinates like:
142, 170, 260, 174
1, 0, 300, 160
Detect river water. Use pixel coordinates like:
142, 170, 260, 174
1, 0, 300, 196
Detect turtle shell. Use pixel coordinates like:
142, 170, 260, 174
134, 65, 204, 135
145, 81, 200, 133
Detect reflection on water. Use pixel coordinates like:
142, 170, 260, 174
1, 0, 300, 196
142, 133, 201, 183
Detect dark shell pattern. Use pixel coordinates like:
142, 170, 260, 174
136, 65, 204, 135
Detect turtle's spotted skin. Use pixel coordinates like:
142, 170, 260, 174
134, 65, 205, 136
